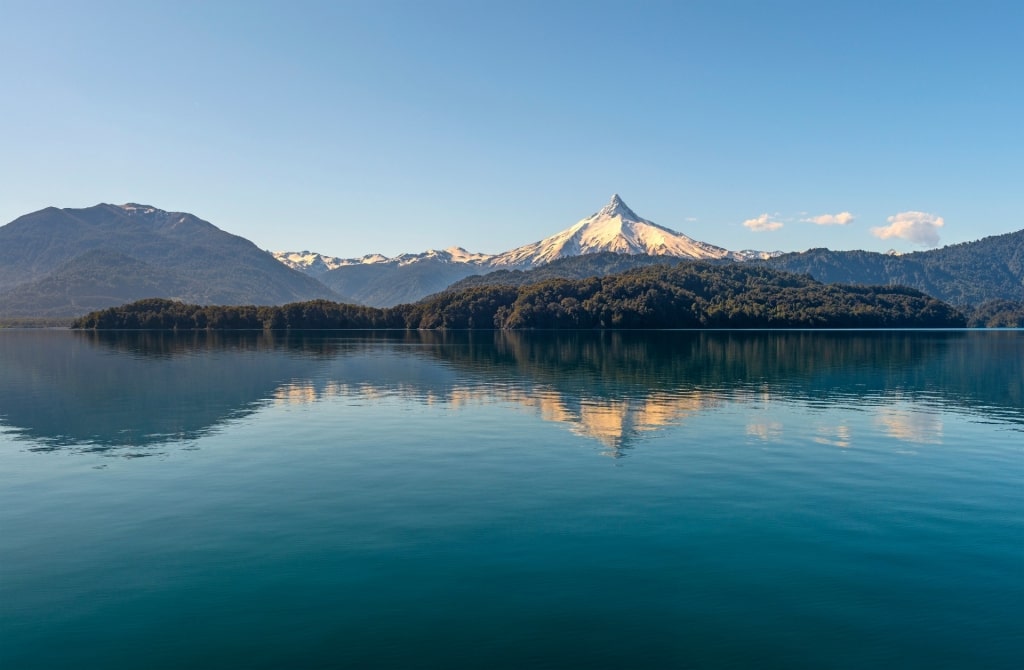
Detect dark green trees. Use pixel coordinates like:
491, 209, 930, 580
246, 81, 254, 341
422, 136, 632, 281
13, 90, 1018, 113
72, 263, 967, 330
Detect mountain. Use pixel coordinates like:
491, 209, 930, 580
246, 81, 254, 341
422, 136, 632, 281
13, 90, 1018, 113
287, 195, 771, 306
316, 257, 493, 308
763, 228, 1024, 306
488, 194, 741, 266
275, 247, 501, 307
0, 203, 341, 318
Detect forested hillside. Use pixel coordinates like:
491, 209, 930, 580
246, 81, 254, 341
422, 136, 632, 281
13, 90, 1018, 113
964, 300, 1024, 327
440, 252, 685, 294
73, 263, 965, 330
764, 229, 1024, 306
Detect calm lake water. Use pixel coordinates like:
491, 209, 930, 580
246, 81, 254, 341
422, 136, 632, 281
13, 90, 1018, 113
1, 329, 1022, 669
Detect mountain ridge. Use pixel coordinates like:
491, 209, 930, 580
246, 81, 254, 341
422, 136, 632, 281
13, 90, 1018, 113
3, 197, 1022, 318
762, 228, 1024, 306
0, 203, 342, 317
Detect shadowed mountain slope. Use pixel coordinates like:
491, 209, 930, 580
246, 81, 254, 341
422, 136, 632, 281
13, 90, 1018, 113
0, 203, 342, 317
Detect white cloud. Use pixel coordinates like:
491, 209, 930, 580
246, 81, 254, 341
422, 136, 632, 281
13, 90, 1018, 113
742, 213, 784, 232
871, 211, 944, 247
804, 211, 855, 226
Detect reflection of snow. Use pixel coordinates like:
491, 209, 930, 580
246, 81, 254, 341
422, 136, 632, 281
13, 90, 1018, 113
274, 383, 378, 403
266, 380, 947, 452
746, 422, 783, 442
274, 382, 319, 405
814, 424, 852, 448
451, 387, 716, 452
271, 378, 716, 452
875, 409, 943, 445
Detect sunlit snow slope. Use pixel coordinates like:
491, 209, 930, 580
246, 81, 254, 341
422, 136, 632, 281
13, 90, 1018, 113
486, 194, 734, 267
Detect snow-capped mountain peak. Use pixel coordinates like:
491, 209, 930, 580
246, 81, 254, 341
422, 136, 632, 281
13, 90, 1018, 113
488, 194, 734, 267
597, 193, 641, 220
275, 194, 775, 277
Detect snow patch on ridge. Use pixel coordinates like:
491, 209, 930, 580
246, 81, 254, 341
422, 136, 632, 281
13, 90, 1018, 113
119, 203, 158, 214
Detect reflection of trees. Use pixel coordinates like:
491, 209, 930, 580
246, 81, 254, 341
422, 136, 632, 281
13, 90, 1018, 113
80, 329, 405, 360
460, 331, 1019, 407
285, 330, 1022, 453
0, 331, 324, 451
0, 330, 468, 452
422, 330, 949, 396
414, 330, 1024, 448
2, 330, 1021, 456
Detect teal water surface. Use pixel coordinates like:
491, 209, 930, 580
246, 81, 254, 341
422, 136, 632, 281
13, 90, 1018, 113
1, 330, 1022, 668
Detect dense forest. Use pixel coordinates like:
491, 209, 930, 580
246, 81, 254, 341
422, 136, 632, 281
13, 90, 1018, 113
964, 300, 1024, 328
763, 228, 1024, 306
72, 263, 967, 330
441, 252, 685, 293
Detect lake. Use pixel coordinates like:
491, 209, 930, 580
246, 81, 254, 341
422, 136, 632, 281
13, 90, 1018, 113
1, 329, 1022, 669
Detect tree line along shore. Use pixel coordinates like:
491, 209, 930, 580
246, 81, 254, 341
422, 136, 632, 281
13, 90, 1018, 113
69, 263, 999, 330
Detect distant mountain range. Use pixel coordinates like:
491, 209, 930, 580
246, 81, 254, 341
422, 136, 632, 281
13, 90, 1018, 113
275, 194, 780, 306
1, 196, 1022, 319
275, 194, 756, 271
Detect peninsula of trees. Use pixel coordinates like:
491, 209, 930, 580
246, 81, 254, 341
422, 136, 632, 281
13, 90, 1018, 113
72, 263, 968, 330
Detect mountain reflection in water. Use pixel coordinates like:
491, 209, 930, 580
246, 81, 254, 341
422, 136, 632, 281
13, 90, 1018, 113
0, 329, 1021, 456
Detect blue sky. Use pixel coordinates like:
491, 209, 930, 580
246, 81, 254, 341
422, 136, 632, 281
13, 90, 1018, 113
2, 0, 1021, 257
